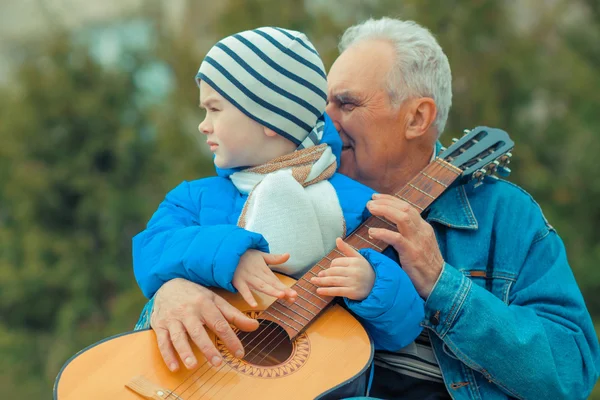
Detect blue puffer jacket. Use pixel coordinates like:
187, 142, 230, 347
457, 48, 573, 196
132, 115, 424, 352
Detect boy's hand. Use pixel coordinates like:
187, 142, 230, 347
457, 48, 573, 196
310, 238, 375, 301
233, 249, 297, 307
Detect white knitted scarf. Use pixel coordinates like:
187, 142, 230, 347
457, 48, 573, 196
230, 144, 344, 278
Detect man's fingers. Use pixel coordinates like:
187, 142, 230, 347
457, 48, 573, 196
367, 202, 416, 235
216, 296, 259, 332
368, 227, 407, 250
167, 321, 197, 369
182, 317, 222, 368
371, 193, 420, 215
236, 282, 258, 308
335, 237, 361, 258
262, 252, 290, 265
203, 305, 246, 361
155, 327, 180, 372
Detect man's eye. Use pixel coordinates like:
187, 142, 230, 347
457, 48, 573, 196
209, 108, 220, 112
341, 103, 356, 111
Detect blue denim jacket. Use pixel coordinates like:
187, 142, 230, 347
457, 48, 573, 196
412, 176, 599, 399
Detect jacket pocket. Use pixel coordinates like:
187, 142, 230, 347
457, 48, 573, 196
461, 269, 516, 304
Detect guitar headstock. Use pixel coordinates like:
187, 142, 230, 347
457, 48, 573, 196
438, 127, 514, 187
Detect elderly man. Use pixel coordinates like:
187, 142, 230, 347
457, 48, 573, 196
135, 18, 599, 399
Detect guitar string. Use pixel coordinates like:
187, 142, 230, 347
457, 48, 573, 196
164, 160, 457, 398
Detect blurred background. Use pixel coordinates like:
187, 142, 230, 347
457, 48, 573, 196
1, 0, 599, 397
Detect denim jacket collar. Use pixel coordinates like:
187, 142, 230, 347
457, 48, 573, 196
426, 185, 478, 230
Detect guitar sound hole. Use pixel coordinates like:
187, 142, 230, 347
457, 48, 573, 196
238, 319, 293, 367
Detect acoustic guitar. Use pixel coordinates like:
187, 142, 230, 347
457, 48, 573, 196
54, 127, 514, 400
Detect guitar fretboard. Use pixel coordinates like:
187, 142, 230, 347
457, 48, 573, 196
260, 158, 462, 339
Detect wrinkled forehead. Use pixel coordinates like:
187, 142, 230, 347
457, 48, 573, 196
327, 39, 395, 97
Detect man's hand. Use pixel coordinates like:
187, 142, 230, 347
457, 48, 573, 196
232, 250, 297, 307
310, 238, 375, 301
150, 278, 259, 371
366, 193, 444, 299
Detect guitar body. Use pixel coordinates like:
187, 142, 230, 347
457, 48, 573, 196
54, 274, 373, 400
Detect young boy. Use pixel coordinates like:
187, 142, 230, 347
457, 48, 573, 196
133, 27, 423, 355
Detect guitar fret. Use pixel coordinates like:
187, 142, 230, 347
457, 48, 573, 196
263, 310, 300, 332
277, 303, 310, 322
284, 292, 317, 316
420, 171, 448, 187
295, 284, 327, 305
435, 158, 462, 174
374, 215, 396, 229
332, 249, 345, 257
409, 183, 435, 199
355, 233, 383, 251
399, 196, 424, 211
295, 292, 323, 309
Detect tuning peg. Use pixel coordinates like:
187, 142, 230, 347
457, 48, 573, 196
439, 146, 447, 152
452, 138, 459, 143
497, 166, 511, 177
463, 129, 471, 136
498, 153, 512, 167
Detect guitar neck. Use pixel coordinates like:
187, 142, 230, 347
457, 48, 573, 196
261, 158, 463, 340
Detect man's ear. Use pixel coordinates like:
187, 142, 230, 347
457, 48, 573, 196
405, 97, 437, 140
264, 127, 278, 137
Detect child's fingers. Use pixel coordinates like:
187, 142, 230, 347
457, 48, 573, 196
263, 252, 290, 265
262, 268, 297, 300
335, 237, 361, 258
248, 276, 287, 299
236, 282, 258, 308
316, 286, 353, 298
316, 266, 349, 277
310, 275, 350, 288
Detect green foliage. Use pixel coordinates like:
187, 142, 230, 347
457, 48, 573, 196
0, 0, 599, 397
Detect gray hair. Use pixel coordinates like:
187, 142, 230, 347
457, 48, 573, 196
339, 18, 452, 136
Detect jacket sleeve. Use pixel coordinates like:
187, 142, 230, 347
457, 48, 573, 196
423, 229, 600, 399
133, 181, 269, 298
344, 249, 424, 351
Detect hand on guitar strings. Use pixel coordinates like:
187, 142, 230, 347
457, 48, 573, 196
232, 250, 298, 307
310, 237, 376, 301
366, 193, 445, 299
151, 278, 259, 371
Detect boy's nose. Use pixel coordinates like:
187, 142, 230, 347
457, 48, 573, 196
198, 120, 211, 135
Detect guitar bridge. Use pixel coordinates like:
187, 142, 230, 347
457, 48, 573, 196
125, 375, 183, 400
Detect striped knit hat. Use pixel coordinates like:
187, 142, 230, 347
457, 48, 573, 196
196, 27, 328, 148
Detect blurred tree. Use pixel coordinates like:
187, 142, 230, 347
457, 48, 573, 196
0, 24, 213, 397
